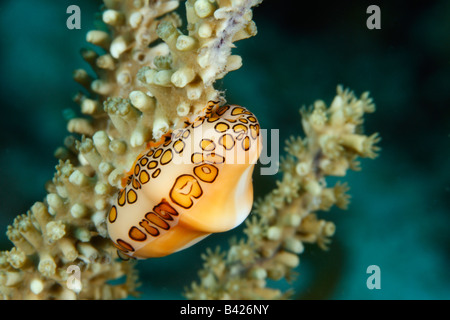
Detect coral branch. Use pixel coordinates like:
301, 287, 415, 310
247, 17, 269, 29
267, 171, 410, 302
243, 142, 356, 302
0, 0, 262, 299
184, 86, 380, 299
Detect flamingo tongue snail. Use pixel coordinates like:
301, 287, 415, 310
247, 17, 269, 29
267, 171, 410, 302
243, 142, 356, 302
107, 101, 262, 259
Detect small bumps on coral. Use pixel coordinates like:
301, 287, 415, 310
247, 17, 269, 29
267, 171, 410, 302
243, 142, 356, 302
107, 101, 262, 259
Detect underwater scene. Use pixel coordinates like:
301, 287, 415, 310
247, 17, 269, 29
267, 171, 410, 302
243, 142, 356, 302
0, 0, 449, 300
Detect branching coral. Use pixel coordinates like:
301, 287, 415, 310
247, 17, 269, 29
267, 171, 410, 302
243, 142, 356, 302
0, 0, 380, 300
0, 0, 262, 299
185, 86, 380, 299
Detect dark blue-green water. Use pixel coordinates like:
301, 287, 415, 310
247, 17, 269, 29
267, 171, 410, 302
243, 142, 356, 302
0, 0, 449, 299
